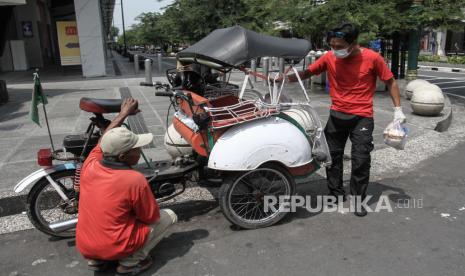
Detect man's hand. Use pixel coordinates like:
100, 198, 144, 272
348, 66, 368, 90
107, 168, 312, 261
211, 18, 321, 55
394, 106, 407, 123
102, 98, 140, 134
120, 98, 140, 116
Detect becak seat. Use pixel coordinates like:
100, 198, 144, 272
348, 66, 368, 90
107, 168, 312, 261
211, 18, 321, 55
79, 97, 122, 114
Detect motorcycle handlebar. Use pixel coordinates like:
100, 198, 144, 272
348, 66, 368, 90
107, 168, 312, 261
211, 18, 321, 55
154, 83, 190, 102
155, 91, 175, 97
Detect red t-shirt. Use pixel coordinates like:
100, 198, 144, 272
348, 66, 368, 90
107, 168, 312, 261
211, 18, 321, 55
308, 48, 393, 117
76, 145, 160, 260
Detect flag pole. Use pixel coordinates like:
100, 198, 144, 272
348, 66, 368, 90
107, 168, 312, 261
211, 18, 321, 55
34, 69, 55, 152
42, 103, 55, 152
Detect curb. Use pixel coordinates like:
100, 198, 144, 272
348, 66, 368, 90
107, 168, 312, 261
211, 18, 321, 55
398, 78, 454, 133
418, 65, 464, 73
434, 94, 453, 132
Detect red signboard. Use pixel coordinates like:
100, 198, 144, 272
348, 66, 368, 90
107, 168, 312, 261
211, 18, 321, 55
65, 26, 77, 36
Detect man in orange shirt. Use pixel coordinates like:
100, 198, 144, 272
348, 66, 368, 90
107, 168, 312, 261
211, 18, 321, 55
76, 98, 177, 275
285, 24, 406, 216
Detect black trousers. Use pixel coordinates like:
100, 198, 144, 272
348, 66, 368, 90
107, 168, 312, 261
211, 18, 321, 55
324, 110, 374, 199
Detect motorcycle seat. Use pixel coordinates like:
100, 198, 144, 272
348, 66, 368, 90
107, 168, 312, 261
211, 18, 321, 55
79, 97, 122, 113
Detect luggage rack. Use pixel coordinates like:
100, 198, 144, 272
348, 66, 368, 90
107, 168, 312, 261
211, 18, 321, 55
204, 85, 264, 102
203, 83, 239, 99
205, 100, 280, 129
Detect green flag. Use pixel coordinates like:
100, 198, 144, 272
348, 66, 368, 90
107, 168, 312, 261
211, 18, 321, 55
29, 72, 48, 126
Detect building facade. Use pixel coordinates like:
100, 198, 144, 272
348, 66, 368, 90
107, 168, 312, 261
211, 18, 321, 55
0, 0, 115, 77
420, 28, 465, 56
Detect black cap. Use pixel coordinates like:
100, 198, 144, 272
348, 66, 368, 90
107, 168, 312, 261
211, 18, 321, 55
327, 23, 359, 44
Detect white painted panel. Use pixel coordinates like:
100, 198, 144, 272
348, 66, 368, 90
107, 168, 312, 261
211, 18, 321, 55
10, 40, 28, 71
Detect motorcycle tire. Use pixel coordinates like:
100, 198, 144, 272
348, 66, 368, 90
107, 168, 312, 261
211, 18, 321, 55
26, 170, 77, 238
218, 163, 295, 229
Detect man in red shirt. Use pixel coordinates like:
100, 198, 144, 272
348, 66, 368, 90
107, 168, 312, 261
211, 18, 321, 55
76, 98, 177, 274
287, 24, 406, 216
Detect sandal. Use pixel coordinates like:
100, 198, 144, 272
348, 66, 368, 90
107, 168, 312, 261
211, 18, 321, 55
87, 259, 111, 272
116, 256, 153, 275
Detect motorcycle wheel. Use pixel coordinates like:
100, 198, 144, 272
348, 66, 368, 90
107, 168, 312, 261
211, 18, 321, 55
26, 170, 78, 238
218, 163, 295, 229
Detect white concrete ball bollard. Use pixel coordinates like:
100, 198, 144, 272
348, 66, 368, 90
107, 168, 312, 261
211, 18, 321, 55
309, 50, 316, 56
405, 79, 430, 100
410, 84, 445, 116
316, 50, 323, 57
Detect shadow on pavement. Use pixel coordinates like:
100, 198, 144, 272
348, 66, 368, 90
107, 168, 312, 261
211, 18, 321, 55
91, 229, 209, 276
147, 229, 209, 274
162, 199, 218, 222
274, 177, 411, 224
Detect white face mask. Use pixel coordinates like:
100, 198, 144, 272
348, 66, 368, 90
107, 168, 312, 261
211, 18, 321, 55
332, 47, 352, 59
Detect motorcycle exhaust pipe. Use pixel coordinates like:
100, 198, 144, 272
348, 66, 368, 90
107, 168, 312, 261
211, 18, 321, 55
49, 218, 78, 232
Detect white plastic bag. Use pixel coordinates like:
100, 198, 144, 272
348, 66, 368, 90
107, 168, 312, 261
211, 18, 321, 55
383, 120, 408, 150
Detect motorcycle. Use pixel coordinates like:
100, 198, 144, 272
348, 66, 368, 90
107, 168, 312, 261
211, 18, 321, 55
14, 26, 331, 238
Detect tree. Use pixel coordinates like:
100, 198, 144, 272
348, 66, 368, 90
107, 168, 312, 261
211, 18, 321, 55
285, 0, 465, 47
117, 28, 143, 46
126, 0, 465, 49
110, 26, 119, 41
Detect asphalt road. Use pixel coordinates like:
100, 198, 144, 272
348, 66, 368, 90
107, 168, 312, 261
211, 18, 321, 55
417, 68, 465, 100
1, 140, 465, 276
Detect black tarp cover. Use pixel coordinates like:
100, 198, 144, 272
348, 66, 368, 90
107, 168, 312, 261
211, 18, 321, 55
177, 26, 311, 67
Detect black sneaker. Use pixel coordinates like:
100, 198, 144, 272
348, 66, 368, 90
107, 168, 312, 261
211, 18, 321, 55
327, 193, 347, 204
354, 206, 368, 217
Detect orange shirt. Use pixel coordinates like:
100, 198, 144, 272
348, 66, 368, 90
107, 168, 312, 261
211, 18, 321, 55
76, 145, 160, 260
308, 48, 393, 117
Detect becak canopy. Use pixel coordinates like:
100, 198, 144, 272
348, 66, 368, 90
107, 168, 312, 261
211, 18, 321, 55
177, 25, 311, 68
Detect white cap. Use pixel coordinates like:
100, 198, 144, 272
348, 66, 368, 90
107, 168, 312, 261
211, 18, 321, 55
100, 127, 153, 156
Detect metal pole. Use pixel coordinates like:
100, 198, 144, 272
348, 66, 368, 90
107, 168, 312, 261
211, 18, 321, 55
391, 34, 400, 79
400, 46, 406, 79
304, 51, 314, 71
304, 55, 312, 88
278, 57, 285, 75
407, 28, 420, 81
251, 58, 257, 83
157, 53, 162, 74
42, 104, 55, 152
144, 59, 152, 84
120, 0, 127, 55
134, 54, 139, 74
263, 57, 269, 86
407, 0, 423, 81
